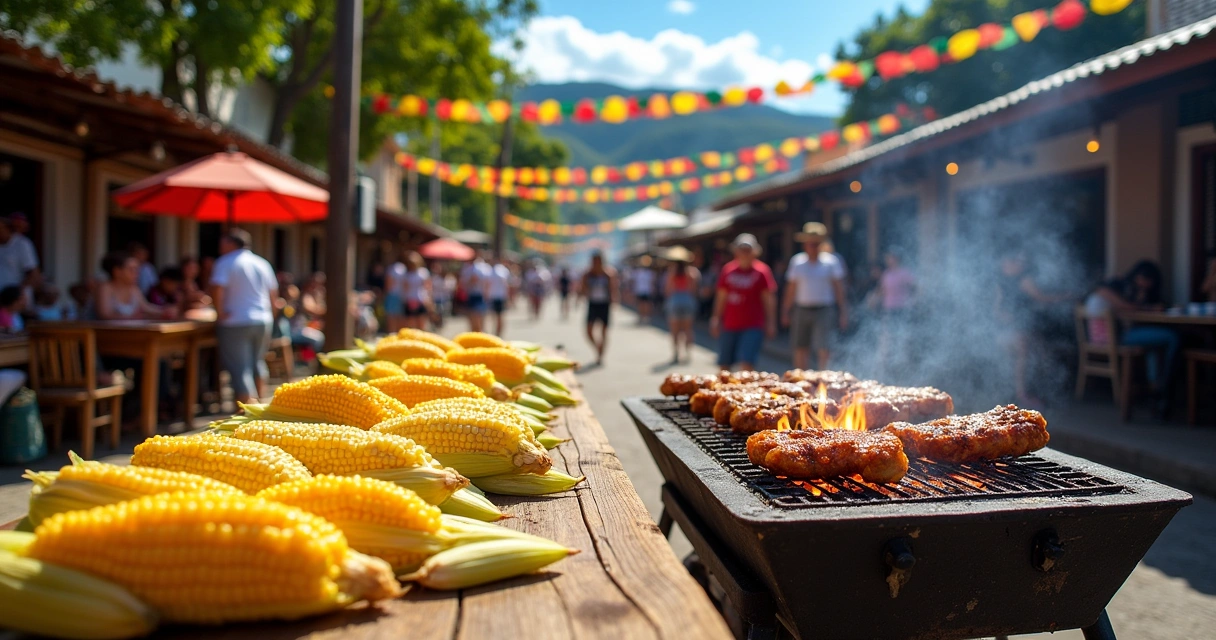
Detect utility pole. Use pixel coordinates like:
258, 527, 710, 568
323, 0, 362, 351
492, 116, 514, 259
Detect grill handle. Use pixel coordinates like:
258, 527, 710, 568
1033, 528, 1066, 572
883, 536, 916, 598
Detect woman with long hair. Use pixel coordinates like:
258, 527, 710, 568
663, 246, 700, 364
96, 252, 177, 320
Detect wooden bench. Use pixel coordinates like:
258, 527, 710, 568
1185, 349, 1216, 425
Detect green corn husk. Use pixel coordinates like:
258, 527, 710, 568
358, 466, 469, 506
23, 470, 147, 529
508, 340, 542, 353
523, 416, 548, 435
532, 356, 576, 372
438, 488, 504, 521
536, 433, 566, 450
525, 365, 567, 392
337, 516, 550, 573
516, 394, 553, 413
400, 538, 578, 590
0, 534, 159, 639
427, 452, 532, 479
528, 383, 576, 407
318, 349, 372, 368
512, 403, 554, 422
471, 470, 584, 496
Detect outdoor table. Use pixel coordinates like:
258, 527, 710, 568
1118, 310, 1216, 327
0, 367, 732, 640
47, 320, 217, 436
0, 335, 28, 367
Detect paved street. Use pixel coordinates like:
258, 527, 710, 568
491, 298, 1216, 640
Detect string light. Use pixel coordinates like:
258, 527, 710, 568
74, 121, 89, 137
946, 162, 959, 175
849, 181, 862, 193
1086, 138, 1100, 153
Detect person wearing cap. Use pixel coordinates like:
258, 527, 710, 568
662, 246, 700, 364
711, 233, 777, 371
783, 222, 848, 370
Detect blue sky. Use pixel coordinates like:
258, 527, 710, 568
501, 0, 931, 116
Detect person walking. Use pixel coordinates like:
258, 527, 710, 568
631, 256, 656, 323
711, 234, 777, 371
460, 252, 492, 333
581, 251, 617, 365
782, 222, 848, 370
383, 253, 407, 334
429, 262, 452, 328
487, 257, 512, 337
210, 229, 278, 405
663, 246, 700, 364
557, 266, 573, 320
524, 260, 551, 319
401, 251, 432, 330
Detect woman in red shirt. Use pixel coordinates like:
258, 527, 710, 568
710, 234, 777, 371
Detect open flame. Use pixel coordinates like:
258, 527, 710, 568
775, 384, 867, 431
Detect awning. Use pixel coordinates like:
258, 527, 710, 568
617, 206, 688, 232
451, 229, 493, 246
659, 206, 749, 246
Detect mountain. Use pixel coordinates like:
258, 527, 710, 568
516, 83, 837, 168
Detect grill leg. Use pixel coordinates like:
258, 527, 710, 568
658, 508, 673, 538
1081, 610, 1117, 640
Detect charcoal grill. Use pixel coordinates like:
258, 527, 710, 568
623, 397, 1192, 640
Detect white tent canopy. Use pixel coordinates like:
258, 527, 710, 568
616, 205, 688, 232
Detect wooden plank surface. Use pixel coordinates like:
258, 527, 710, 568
1118, 311, 1216, 326
1, 367, 731, 640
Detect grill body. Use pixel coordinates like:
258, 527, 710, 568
624, 397, 1192, 640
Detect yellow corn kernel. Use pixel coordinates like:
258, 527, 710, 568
24, 461, 244, 528
131, 435, 312, 494
258, 374, 409, 429
27, 491, 402, 624
400, 358, 497, 391
411, 398, 537, 438
453, 332, 508, 349
361, 360, 407, 380
396, 328, 461, 353
367, 375, 485, 408
373, 411, 551, 477
445, 347, 529, 383
373, 338, 446, 362
259, 475, 443, 571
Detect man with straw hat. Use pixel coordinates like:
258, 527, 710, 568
710, 233, 777, 371
662, 246, 700, 364
782, 222, 848, 370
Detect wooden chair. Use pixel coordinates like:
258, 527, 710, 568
264, 336, 295, 382
1185, 349, 1216, 425
1073, 306, 1144, 420
28, 326, 126, 460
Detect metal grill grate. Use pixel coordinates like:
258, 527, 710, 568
647, 399, 1124, 509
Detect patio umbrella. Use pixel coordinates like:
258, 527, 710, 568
418, 237, 475, 261
616, 205, 688, 232
112, 151, 329, 226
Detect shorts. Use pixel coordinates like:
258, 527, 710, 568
403, 299, 428, 317
383, 293, 404, 316
490, 298, 506, 314
718, 327, 764, 367
466, 293, 487, 314
587, 302, 610, 326
217, 322, 272, 399
791, 305, 836, 352
635, 292, 651, 303
665, 292, 697, 321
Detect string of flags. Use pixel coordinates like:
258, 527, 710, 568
358, 0, 1132, 126
503, 214, 618, 236
518, 235, 612, 255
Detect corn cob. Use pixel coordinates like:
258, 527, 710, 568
131, 435, 312, 494
360, 360, 408, 380
446, 347, 530, 383
412, 397, 543, 435
368, 374, 485, 408
532, 355, 577, 372
528, 381, 577, 406
454, 331, 509, 349
370, 337, 447, 362
222, 421, 468, 504
513, 402, 555, 422
516, 393, 553, 413
0, 531, 159, 640
471, 469, 585, 496
239, 375, 409, 430
400, 358, 497, 391
24, 492, 402, 624
396, 328, 461, 353
373, 411, 552, 477
401, 538, 577, 590
24, 459, 244, 528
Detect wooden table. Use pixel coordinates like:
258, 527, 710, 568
57, 320, 216, 436
0, 336, 28, 367
1, 367, 732, 640
1119, 311, 1216, 326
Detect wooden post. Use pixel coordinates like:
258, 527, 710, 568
323, 0, 362, 351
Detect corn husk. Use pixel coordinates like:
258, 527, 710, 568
400, 538, 577, 590
359, 465, 469, 505
515, 394, 553, 413
438, 487, 504, 521
471, 470, 584, 496
536, 433, 567, 450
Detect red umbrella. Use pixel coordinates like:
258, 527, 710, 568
112, 151, 329, 225
418, 238, 475, 261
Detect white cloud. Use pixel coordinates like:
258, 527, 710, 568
667, 0, 695, 15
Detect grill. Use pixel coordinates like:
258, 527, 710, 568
624, 397, 1193, 640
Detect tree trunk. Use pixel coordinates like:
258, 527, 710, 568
194, 56, 212, 118
160, 46, 184, 105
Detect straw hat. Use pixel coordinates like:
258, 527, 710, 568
794, 222, 828, 242
663, 246, 694, 263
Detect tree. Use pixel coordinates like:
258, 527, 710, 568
838, 0, 1145, 124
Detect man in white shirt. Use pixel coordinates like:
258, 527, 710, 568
128, 242, 159, 294
487, 258, 512, 336
209, 229, 278, 404
782, 222, 848, 370
6, 213, 39, 302
460, 252, 493, 332
0, 219, 36, 293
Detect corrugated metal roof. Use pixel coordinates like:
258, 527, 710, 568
714, 15, 1216, 209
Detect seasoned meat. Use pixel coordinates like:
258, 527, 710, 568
717, 370, 779, 385
884, 404, 1050, 463
781, 370, 860, 401
709, 383, 810, 424
843, 382, 954, 429
690, 380, 799, 416
659, 373, 720, 397
746, 429, 909, 484
728, 396, 838, 435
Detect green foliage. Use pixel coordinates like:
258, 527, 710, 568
839, 0, 1145, 123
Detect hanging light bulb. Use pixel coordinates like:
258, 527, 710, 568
1086, 138, 1100, 153
150, 141, 166, 162
946, 162, 959, 175
849, 180, 862, 193
74, 121, 89, 137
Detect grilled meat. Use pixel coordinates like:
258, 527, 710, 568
728, 396, 838, 435
844, 382, 954, 429
708, 383, 810, 423
717, 370, 779, 385
690, 380, 797, 416
781, 369, 860, 401
746, 428, 909, 484
659, 373, 720, 397
884, 404, 1049, 463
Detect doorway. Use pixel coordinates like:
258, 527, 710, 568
1192, 143, 1215, 300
